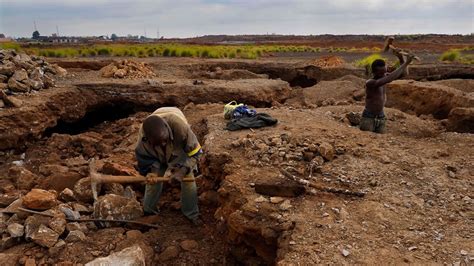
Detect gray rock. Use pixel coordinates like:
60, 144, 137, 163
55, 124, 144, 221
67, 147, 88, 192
7, 223, 24, 237
65, 230, 87, 242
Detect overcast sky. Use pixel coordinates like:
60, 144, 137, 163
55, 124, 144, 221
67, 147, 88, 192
0, 0, 472, 38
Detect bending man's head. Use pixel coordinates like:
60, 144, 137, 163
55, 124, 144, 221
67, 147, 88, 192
142, 115, 170, 148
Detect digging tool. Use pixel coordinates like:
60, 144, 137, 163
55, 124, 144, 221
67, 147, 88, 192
280, 169, 366, 197
383, 36, 420, 61
89, 160, 194, 200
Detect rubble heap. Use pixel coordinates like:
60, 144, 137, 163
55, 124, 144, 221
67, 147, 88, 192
100, 60, 156, 79
0, 49, 67, 94
311, 55, 345, 68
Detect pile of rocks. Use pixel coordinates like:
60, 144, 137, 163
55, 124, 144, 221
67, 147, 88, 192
0, 49, 67, 94
0, 172, 143, 256
100, 60, 156, 79
230, 133, 342, 178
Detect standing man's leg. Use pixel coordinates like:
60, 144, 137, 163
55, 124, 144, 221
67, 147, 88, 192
374, 117, 387, 134
143, 163, 167, 214
181, 172, 199, 221
360, 116, 376, 132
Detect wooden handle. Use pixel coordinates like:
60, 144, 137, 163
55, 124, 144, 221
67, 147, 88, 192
95, 174, 195, 184
96, 174, 148, 184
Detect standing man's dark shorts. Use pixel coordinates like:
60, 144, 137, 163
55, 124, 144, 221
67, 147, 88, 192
359, 110, 386, 134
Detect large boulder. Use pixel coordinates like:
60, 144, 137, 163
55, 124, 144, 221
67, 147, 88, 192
93, 194, 143, 221
85, 245, 145, 266
22, 189, 58, 210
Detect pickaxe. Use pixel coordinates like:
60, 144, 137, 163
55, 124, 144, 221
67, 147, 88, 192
89, 159, 194, 201
383, 36, 420, 61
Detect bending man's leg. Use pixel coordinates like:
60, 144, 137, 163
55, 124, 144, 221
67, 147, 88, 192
181, 173, 199, 220
143, 163, 166, 214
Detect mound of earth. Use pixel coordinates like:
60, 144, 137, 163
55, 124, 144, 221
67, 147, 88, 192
208, 68, 268, 80
303, 80, 364, 106
386, 80, 474, 119
0, 49, 67, 107
310, 56, 345, 68
100, 60, 156, 79
431, 79, 474, 94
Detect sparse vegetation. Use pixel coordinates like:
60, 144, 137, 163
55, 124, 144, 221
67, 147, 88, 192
0, 42, 330, 59
354, 53, 387, 68
439, 49, 460, 62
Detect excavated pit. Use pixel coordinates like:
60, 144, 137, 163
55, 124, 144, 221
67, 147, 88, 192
43, 102, 139, 136
1, 57, 473, 265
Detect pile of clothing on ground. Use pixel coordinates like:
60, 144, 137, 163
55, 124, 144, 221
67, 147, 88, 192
223, 101, 278, 131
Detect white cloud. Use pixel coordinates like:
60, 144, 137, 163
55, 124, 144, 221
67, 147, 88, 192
0, 0, 472, 37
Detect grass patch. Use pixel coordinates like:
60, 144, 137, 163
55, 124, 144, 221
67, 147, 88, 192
440, 49, 460, 62
6, 43, 324, 60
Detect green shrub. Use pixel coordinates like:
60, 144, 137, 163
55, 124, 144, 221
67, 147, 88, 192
97, 48, 110, 56
440, 49, 460, 62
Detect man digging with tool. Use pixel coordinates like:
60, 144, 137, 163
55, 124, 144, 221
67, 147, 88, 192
360, 37, 416, 133
135, 107, 203, 226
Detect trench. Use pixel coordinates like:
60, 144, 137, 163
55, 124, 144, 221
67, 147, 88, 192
43, 102, 139, 136
32, 94, 275, 264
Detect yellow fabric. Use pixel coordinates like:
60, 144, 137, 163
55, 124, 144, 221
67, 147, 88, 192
187, 144, 201, 157
224, 101, 243, 119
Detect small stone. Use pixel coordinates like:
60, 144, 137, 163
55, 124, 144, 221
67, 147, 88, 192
408, 246, 417, 251
254, 196, 267, 203
448, 171, 456, 178
322, 212, 330, 217
289, 241, 296, 245
65, 230, 87, 242
59, 188, 76, 202
180, 240, 199, 251
318, 142, 335, 161
22, 189, 58, 210
48, 240, 66, 256
270, 197, 285, 204
48, 215, 66, 235
460, 250, 468, 256
279, 200, 292, 211
24, 258, 36, 266
125, 230, 143, 239
7, 223, 24, 237
231, 140, 241, 148
66, 222, 88, 233
158, 246, 179, 261
30, 224, 60, 248
341, 249, 350, 257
